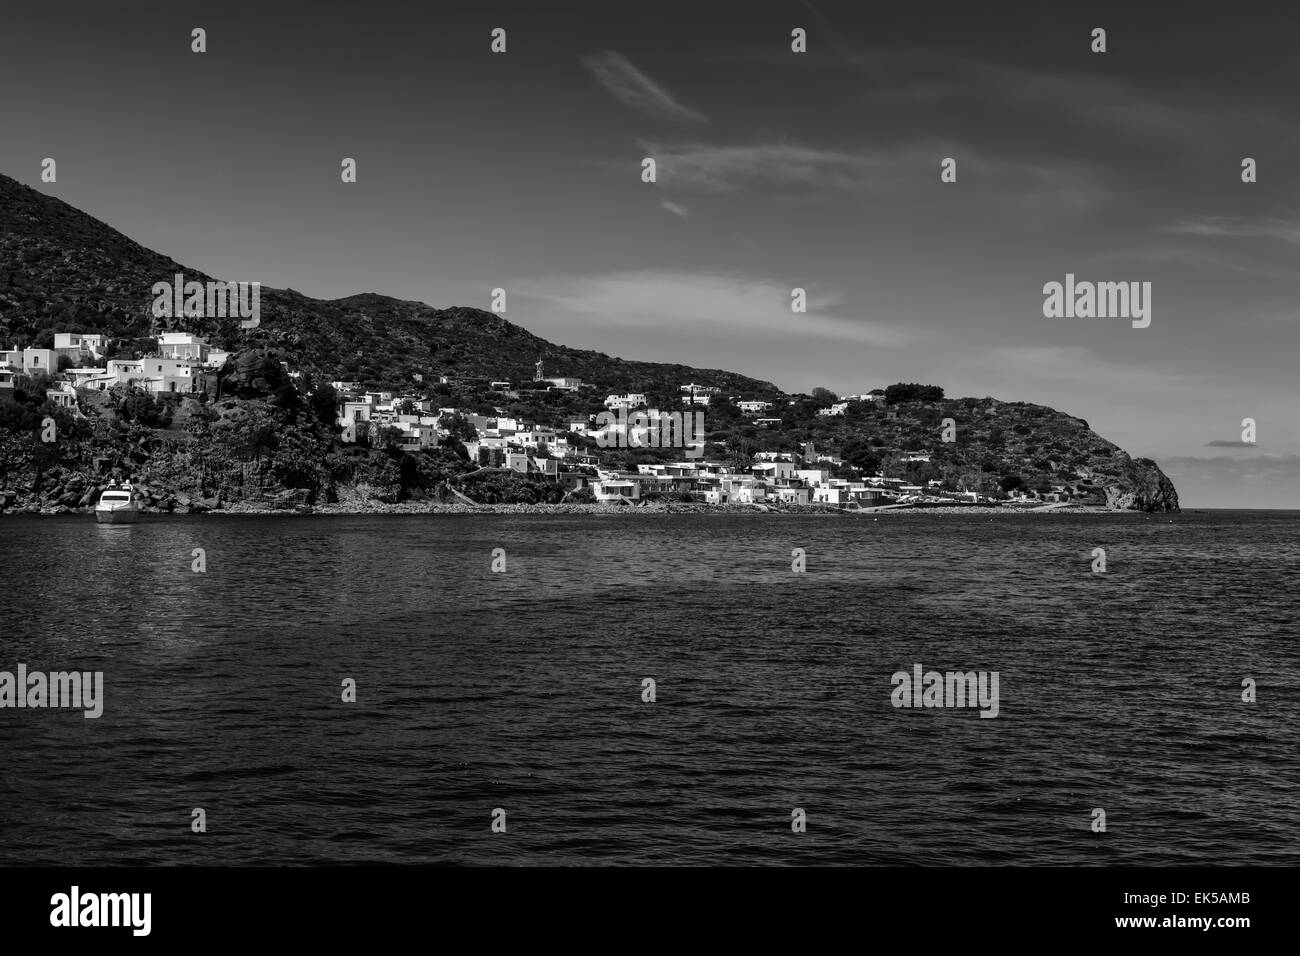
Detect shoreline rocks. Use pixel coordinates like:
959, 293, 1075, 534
3, 500, 1135, 517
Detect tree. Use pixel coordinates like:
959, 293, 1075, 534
724, 436, 754, 472
811, 387, 839, 404
310, 383, 340, 426
375, 425, 403, 452
0, 394, 39, 431
116, 386, 172, 428
884, 383, 945, 404
442, 412, 478, 441
841, 440, 882, 474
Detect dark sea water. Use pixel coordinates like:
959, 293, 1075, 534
1, 511, 1297, 866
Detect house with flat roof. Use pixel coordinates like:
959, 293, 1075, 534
21, 348, 56, 374
53, 332, 107, 358
140, 357, 197, 394
593, 477, 640, 502
156, 332, 209, 362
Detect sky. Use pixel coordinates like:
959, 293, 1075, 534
1, 0, 1297, 507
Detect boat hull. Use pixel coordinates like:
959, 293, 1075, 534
95, 507, 139, 524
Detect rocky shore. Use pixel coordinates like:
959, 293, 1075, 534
3, 496, 1131, 517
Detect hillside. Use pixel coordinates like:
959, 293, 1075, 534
0, 171, 1179, 513
0, 174, 779, 399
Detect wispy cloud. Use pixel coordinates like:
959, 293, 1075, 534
581, 51, 708, 124
629, 137, 1110, 221
514, 270, 912, 347
787, 46, 1290, 155
637, 140, 879, 193
660, 200, 689, 218
1165, 217, 1300, 246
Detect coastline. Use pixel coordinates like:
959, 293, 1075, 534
4, 501, 1132, 517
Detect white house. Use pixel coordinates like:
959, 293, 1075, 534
54, 332, 107, 357
21, 348, 56, 374
141, 357, 197, 394
737, 400, 772, 414
157, 332, 209, 362
63, 366, 107, 387
45, 384, 80, 412
543, 378, 582, 392
338, 400, 374, 429
774, 486, 813, 505
592, 478, 640, 502
812, 486, 845, 505
519, 428, 557, 449
753, 461, 797, 481
605, 393, 647, 409
106, 359, 145, 386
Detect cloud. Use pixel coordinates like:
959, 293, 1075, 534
659, 200, 689, 218
1165, 217, 1300, 246
581, 51, 708, 124
802, 47, 1284, 154
513, 270, 912, 347
629, 138, 1110, 219
1205, 439, 1259, 447
637, 140, 881, 193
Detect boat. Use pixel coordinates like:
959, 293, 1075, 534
94, 482, 141, 524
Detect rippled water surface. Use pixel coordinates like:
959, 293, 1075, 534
1, 511, 1297, 865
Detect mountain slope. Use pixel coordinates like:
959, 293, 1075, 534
0, 174, 779, 397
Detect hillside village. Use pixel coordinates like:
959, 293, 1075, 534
0, 328, 1162, 512
0, 171, 1182, 515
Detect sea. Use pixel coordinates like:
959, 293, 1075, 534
1, 510, 1296, 866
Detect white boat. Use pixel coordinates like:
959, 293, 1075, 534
94, 482, 141, 523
